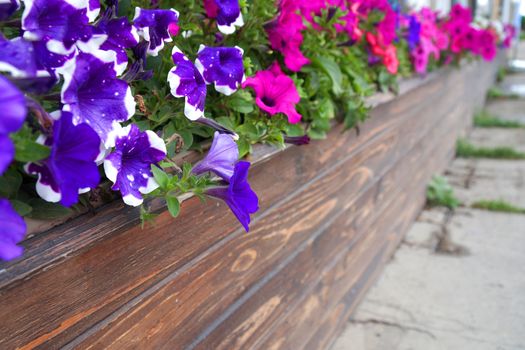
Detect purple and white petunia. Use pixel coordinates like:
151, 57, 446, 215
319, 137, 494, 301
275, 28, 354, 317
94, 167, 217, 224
133, 7, 179, 56
21, 0, 94, 55
0, 199, 26, 261
168, 47, 207, 120
103, 124, 167, 206
192, 131, 239, 181
59, 51, 136, 147
206, 161, 259, 232
87, 0, 100, 22
26, 111, 101, 207
195, 45, 245, 96
0, 0, 19, 21
203, 0, 244, 35
97, 16, 140, 75
0, 37, 38, 78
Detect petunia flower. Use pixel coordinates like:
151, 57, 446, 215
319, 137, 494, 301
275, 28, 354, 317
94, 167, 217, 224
203, 0, 244, 35
206, 161, 259, 232
59, 51, 136, 147
103, 124, 167, 206
168, 47, 207, 120
0, 76, 27, 175
26, 111, 101, 207
22, 0, 95, 55
192, 131, 239, 181
96, 16, 140, 75
0, 37, 38, 78
242, 62, 302, 124
133, 7, 179, 56
195, 45, 244, 95
0, 0, 19, 21
266, 11, 309, 72
0, 199, 26, 261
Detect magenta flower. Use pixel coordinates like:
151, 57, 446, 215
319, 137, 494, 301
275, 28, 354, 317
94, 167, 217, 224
266, 11, 309, 72
242, 62, 302, 124
206, 161, 259, 232
192, 132, 239, 181
0, 199, 26, 261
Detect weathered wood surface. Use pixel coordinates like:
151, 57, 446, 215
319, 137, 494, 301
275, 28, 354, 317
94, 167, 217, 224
0, 57, 500, 350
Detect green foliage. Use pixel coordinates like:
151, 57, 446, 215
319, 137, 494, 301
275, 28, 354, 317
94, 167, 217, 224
426, 175, 461, 209
471, 200, 525, 214
496, 67, 507, 83
456, 139, 525, 159
487, 87, 520, 99
474, 111, 524, 128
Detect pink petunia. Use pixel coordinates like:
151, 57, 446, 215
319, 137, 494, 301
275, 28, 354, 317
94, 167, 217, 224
242, 62, 302, 124
266, 11, 310, 72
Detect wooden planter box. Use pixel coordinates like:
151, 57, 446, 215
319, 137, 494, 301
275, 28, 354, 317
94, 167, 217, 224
0, 57, 501, 349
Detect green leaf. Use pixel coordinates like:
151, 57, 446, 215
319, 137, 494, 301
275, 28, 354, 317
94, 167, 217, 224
166, 196, 180, 218
10, 199, 32, 216
0, 168, 23, 198
13, 138, 50, 162
237, 138, 251, 158
312, 56, 343, 96
27, 199, 73, 220
151, 165, 169, 189
227, 91, 255, 114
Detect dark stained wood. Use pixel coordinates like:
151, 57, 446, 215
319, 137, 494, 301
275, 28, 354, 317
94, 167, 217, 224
0, 56, 502, 350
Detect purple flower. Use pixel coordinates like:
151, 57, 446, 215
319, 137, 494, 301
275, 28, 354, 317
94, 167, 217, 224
204, 0, 244, 35
87, 0, 100, 22
22, 0, 94, 55
195, 45, 244, 96
0, 75, 27, 136
59, 51, 136, 147
103, 124, 167, 206
0, 38, 38, 78
0, 0, 19, 21
133, 7, 179, 56
206, 161, 259, 232
97, 16, 140, 75
0, 76, 26, 175
192, 132, 239, 181
0, 135, 15, 176
168, 47, 207, 120
26, 111, 101, 207
284, 134, 310, 146
0, 199, 26, 261
405, 15, 421, 51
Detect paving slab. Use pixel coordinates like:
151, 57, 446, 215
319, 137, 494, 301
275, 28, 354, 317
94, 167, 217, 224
446, 158, 525, 207
485, 99, 525, 123
331, 209, 525, 350
468, 128, 525, 152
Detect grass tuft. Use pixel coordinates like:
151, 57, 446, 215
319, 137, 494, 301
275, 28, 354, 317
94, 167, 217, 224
487, 87, 520, 99
456, 139, 525, 160
474, 111, 524, 128
471, 200, 525, 214
426, 175, 461, 209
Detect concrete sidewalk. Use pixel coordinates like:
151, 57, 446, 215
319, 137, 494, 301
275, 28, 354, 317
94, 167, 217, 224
331, 63, 525, 349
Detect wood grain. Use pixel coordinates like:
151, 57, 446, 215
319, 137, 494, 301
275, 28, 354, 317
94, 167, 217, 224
0, 56, 502, 350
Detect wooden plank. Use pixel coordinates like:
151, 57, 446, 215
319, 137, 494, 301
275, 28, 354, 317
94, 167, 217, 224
65, 67, 468, 349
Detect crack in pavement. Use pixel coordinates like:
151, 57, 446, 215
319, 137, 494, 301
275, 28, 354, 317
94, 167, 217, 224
350, 318, 437, 339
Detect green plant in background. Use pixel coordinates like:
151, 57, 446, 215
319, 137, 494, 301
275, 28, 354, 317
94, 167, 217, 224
471, 200, 525, 214
456, 139, 525, 159
426, 175, 461, 209
487, 86, 520, 99
496, 67, 507, 83
474, 110, 525, 128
